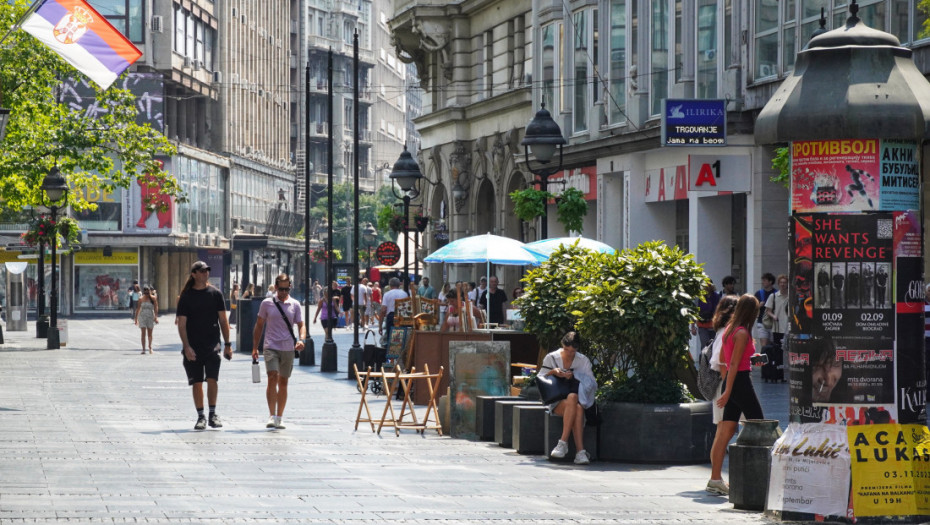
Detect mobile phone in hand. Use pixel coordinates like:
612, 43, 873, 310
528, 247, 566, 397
750, 354, 769, 366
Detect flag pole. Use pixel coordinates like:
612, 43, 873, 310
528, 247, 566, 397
0, 0, 45, 48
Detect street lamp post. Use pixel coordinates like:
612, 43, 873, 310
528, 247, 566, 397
363, 223, 377, 279
41, 167, 69, 350
388, 146, 423, 295
520, 102, 566, 240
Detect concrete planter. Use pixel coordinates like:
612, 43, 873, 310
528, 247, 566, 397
598, 401, 715, 463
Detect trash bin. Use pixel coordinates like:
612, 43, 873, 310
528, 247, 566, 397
235, 297, 266, 354
4, 268, 26, 332
728, 419, 782, 510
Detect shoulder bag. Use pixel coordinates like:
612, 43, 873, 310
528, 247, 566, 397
536, 365, 580, 405
273, 300, 300, 358
696, 335, 722, 401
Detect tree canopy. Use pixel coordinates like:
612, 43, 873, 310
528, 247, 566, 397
309, 181, 397, 261
0, 0, 179, 214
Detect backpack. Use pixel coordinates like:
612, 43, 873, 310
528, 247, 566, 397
696, 335, 722, 401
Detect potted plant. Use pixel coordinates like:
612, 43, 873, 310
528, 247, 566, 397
516, 241, 712, 463
414, 210, 430, 232
510, 186, 589, 234
22, 214, 80, 249
309, 249, 342, 263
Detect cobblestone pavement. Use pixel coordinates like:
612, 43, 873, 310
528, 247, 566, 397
0, 315, 775, 524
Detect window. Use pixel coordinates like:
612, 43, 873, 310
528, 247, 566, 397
174, 6, 185, 53
650, 1, 668, 116
88, 0, 143, 43
574, 11, 588, 132
754, 0, 778, 79
697, 0, 718, 96
608, 0, 626, 126
541, 23, 559, 111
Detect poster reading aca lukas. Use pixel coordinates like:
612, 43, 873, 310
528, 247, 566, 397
849, 424, 930, 517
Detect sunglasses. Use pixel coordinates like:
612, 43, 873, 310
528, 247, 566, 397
277, 287, 290, 292
194, 268, 210, 273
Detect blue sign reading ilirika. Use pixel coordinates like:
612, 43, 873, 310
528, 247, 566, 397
662, 99, 727, 146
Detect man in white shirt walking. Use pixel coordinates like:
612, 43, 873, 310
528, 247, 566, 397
380, 277, 408, 341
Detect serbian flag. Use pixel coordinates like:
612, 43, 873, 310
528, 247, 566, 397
21, 0, 141, 90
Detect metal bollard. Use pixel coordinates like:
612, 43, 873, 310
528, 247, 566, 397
728, 419, 782, 510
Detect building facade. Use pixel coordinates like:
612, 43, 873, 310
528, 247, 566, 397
390, 0, 929, 294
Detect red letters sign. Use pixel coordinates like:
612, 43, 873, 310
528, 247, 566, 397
376, 241, 401, 266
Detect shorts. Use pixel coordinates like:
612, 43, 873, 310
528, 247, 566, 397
320, 318, 338, 329
183, 350, 222, 385
722, 371, 764, 423
264, 348, 295, 378
751, 321, 771, 340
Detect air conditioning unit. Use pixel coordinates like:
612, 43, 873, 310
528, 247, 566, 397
151, 15, 163, 33
213, 71, 222, 84
183, 56, 192, 68
193, 60, 202, 71
231, 218, 240, 230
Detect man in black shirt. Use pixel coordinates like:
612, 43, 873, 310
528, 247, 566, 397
478, 276, 508, 325
177, 261, 232, 430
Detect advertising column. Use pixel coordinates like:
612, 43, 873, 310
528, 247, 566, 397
778, 138, 929, 518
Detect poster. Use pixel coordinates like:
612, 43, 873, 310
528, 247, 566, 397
449, 341, 510, 440
767, 423, 850, 516
788, 338, 895, 409
849, 424, 930, 517
791, 139, 919, 213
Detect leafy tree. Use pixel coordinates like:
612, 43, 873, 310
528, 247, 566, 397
0, 0, 179, 214
311, 182, 396, 260
920, 1, 930, 39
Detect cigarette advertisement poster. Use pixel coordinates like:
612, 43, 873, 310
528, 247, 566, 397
767, 423, 850, 516
849, 424, 930, 517
791, 139, 919, 214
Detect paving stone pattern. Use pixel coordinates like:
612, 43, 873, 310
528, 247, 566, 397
0, 316, 775, 523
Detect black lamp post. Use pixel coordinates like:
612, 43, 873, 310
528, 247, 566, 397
389, 145, 423, 295
520, 102, 566, 240
0, 108, 10, 141
41, 167, 68, 350
363, 222, 377, 279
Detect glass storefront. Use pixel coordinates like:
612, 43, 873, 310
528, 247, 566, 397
73, 249, 139, 311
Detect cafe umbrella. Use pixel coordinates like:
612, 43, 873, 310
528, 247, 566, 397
423, 233, 546, 324
526, 237, 617, 258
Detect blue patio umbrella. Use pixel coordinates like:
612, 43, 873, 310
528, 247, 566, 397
526, 237, 617, 257
424, 234, 546, 324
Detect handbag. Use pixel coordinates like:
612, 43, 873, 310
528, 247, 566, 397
272, 299, 300, 358
536, 366, 580, 404
696, 336, 722, 401
762, 314, 774, 331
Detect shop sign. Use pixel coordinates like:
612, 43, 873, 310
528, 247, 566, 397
643, 165, 688, 202
661, 99, 726, 146
75, 249, 138, 265
767, 423, 850, 517
688, 155, 751, 192
376, 241, 401, 266
849, 424, 930, 517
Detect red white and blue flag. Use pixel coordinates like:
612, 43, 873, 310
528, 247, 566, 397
21, 0, 142, 90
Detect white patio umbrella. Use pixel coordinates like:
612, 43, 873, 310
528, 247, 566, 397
424, 233, 546, 324
526, 237, 617, 257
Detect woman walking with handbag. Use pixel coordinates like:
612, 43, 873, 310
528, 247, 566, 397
134, 286, 159, 354
540, 331, 597, 465
704, 294, 738, 495
707, 294, 765, 496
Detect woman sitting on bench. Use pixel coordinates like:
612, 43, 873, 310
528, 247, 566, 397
541, 331, 597, 465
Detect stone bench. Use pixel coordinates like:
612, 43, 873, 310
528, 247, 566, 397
476, 396, 523, 441
495, 400, 540, 448
545, 412, 598, 461
512, 404, 547, 454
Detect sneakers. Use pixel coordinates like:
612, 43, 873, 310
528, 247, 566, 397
208, 414, 223, 428
273, 416, 286, 429
706, 479, 729, 496
266, 416, 277, 429
550, 440, 569, 459
194, 415, 207, 430
574, 449, 591, 465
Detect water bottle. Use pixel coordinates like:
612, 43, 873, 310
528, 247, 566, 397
252, 358, 261, 383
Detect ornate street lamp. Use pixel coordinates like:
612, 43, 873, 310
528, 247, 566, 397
389, 145, 423, 295
41, 167, 69, 350
363, 222, 377, 279
521, 102, 566, 239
